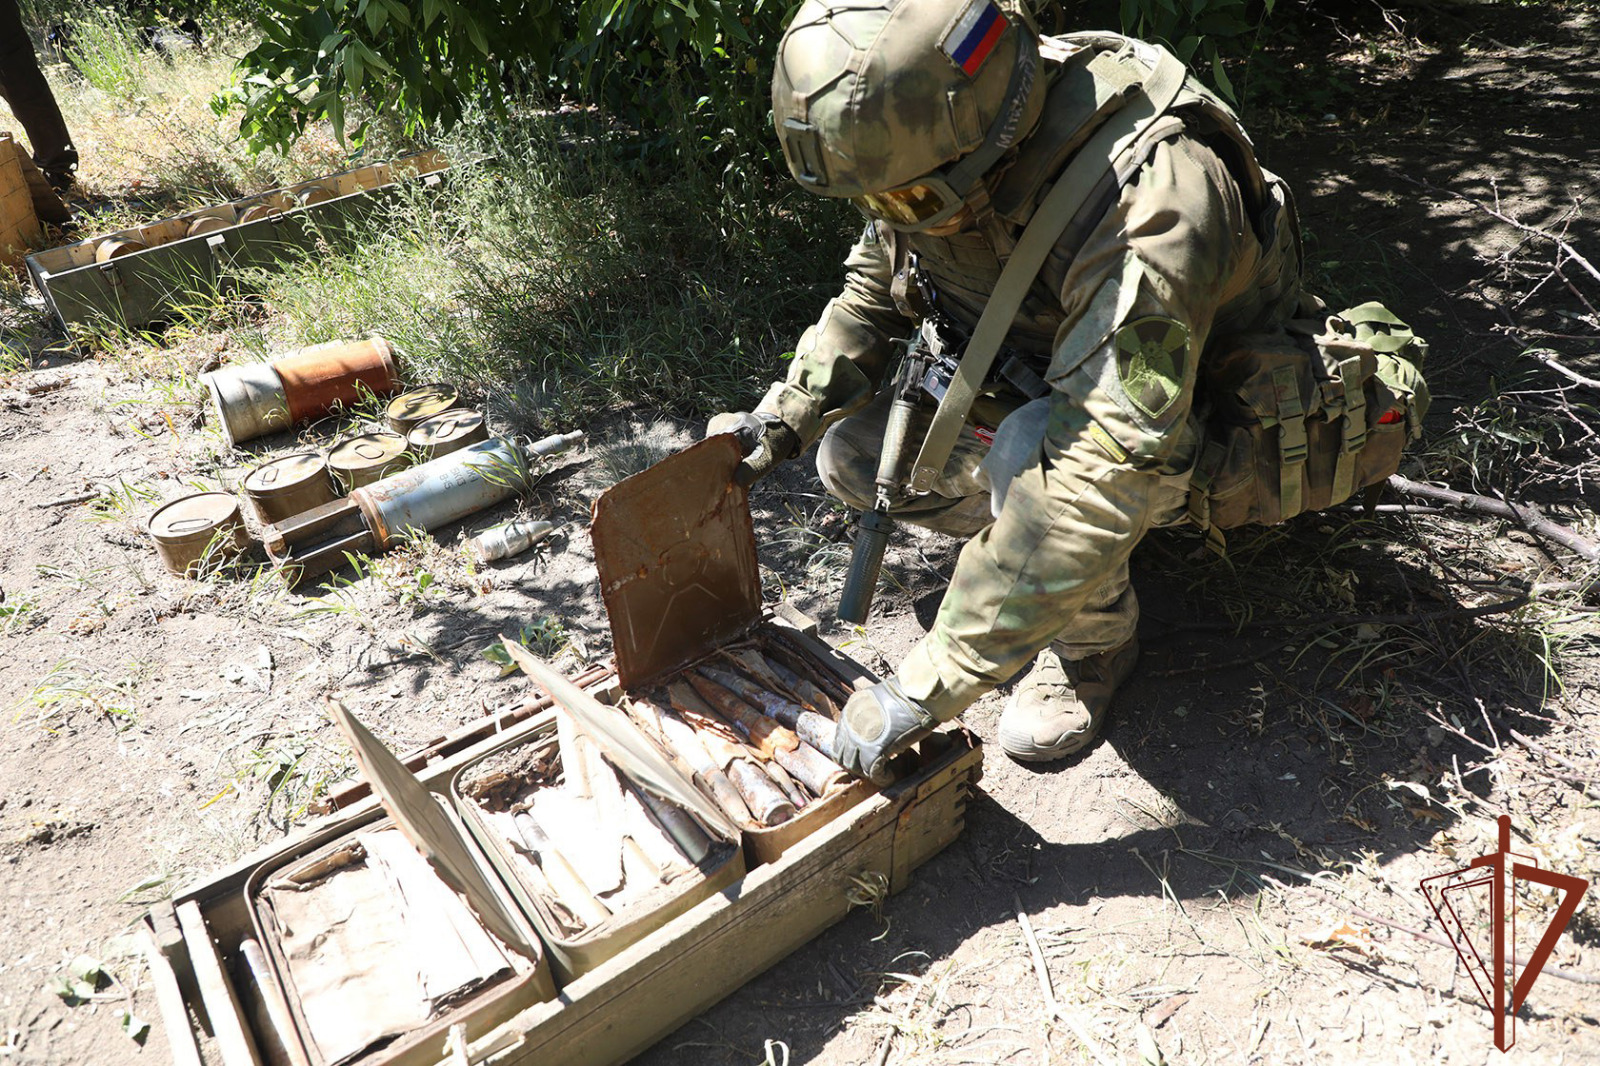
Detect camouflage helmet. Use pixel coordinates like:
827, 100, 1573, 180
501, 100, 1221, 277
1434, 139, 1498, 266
772, 0, 1044, 232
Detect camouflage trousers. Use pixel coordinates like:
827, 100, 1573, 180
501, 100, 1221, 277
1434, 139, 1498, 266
816, 386, 1194, 684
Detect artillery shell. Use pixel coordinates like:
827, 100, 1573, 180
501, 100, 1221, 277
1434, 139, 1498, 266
703, 664, 842, 756
629, 783, 712, 865
681, 672, 789, 756
650, 706, 755, 826
760, 652, 844, 720
513, 811, 611, 928
239, 938, 298, 1064
761, 756, 810, 809
724, 759, 794, 826
621, 788, 684, 879
759, 633, 856, 704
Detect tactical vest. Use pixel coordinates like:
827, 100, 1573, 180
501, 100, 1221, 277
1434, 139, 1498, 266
886, 32, 1298, 366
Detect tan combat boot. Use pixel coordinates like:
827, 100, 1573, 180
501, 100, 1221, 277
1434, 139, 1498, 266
997, 637, 1140, 762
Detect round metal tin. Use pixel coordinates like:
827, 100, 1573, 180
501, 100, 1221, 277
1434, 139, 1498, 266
242, 452, 338, 524
407, 409, 488, 461
147, 492, 248, 576
202, 361, 290, 448
328, 430, 411, 490
385, 383, 460, 435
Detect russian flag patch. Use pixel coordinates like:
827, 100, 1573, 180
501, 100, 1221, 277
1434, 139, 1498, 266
940, 0, 1009, 78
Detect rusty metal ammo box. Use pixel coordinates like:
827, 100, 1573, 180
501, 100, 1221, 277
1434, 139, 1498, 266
27, 151, 448, 334
143, 436, 982, 1065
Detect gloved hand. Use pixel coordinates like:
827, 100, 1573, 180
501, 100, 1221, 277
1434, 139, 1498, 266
831, 677, 937, 785
706, 411, 799, 487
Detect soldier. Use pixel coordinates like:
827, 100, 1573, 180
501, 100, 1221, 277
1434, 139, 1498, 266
0, 0, 78, 189
710, 0, 1306, 780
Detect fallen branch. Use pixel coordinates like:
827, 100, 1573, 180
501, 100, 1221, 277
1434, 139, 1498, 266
1386, 474, 1600, 562
1508, 729, 1600, 801
1015, 896, 1113, 1066
1525, 348, 1600, 393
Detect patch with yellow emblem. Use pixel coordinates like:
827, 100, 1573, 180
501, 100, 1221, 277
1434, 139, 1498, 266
1115, 316, 1190, 419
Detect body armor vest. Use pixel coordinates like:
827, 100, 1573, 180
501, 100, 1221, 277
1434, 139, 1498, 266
886, 32, 1294, 365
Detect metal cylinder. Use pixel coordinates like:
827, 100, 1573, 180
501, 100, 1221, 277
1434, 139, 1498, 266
242, 452, 338, 524
186, 214, 231, 238
837, 508, 893, 624
95, 238, 146, 262
327, 430, 410, 490
470, 519, 554, 563
528, 430, 585, 459
147, 492, 249, 576
271, 335, 402, 424
352, 437, 529, 549
294, 184, 335, 207
201, 361, 291, 447
385, 383, 460, 435
406, 408, 488, 461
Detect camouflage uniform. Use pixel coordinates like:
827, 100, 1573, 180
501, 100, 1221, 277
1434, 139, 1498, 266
758, 32, 1303, 723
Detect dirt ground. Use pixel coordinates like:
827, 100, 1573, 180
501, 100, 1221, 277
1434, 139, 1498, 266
3, 2, 1599, 1064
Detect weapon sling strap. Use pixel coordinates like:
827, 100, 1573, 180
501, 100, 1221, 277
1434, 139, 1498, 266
908, 46, 1189, 494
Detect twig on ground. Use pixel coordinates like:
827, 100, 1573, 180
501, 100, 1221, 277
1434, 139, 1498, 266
1015, 895, 1114, 1066
1508, 729, 1600, 800
1526, 348, 1600, 393
1386, 474, 1600, 562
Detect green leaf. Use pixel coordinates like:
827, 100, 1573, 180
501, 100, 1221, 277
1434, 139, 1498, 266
466, 16, 490, 55
1211, 49, 1237, 102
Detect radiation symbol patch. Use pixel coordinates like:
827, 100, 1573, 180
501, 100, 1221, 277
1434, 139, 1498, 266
1115, 316, 1190, 419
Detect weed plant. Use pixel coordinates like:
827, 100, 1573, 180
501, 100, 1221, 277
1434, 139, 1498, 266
248, 105, 856, 428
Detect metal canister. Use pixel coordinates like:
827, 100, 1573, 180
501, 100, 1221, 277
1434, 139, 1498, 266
202, 361, 291, 448
328, 430, 410, 490
385, 383, 460, 435
242, 452, 339, 524
294, 184, 335, 206
353, 438, 529, 549
470, 519, 555, 563
406, 409, 488, 461
95, 238, 146, 262
147, 492, 248, 576
271, 335, 402, 424
186, 215, 231, 238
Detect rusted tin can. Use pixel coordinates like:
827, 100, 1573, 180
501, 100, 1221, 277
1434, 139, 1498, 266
385, 383, 460, 435
327, 430, 410, 490
406, 409, 488, 461
202, 361, 291, 448
272, 335, 402, 424
353, 438, 528, 548
147, 492, 249, 576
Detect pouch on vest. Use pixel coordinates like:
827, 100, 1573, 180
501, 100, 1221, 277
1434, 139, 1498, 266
1186, 300, 1430, 541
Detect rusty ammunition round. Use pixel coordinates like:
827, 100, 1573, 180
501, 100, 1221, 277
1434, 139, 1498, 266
351, 437, 529, 549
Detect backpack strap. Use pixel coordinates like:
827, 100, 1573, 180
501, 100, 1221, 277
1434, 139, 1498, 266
1330, 353, 1371, 504
907, 46, 1189, 494
1271, 364, 1307, 522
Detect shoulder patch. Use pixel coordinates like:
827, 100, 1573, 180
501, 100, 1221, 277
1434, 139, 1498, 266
1115, 316, 1190, 419
941, 0, 1009, 78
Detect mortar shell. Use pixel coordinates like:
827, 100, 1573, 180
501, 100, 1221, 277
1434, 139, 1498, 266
385, 383, 461, 434
201, 361, 291, 448
242, 451, 339, 524
328, 430, 411, 490
272, 335, 402, 423
147, 492, 248, 576
406, 408, 488, 461
470, 519, 554, 563
353, 437, 528, 549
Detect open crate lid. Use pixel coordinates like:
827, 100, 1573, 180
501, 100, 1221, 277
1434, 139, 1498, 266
328, 699, 543, 960
591, 434, 760, 690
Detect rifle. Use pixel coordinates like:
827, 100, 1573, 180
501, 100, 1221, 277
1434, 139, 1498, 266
837, 319, 962, 624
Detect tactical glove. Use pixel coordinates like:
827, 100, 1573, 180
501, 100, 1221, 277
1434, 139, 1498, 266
706, 411, 799, 487
832, 677, 937, 786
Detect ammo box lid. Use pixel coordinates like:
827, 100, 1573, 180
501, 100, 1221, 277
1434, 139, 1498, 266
590, 434, 761, 690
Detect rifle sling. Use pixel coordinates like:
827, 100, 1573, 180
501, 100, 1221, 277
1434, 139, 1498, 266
907, 47, 1188, 494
